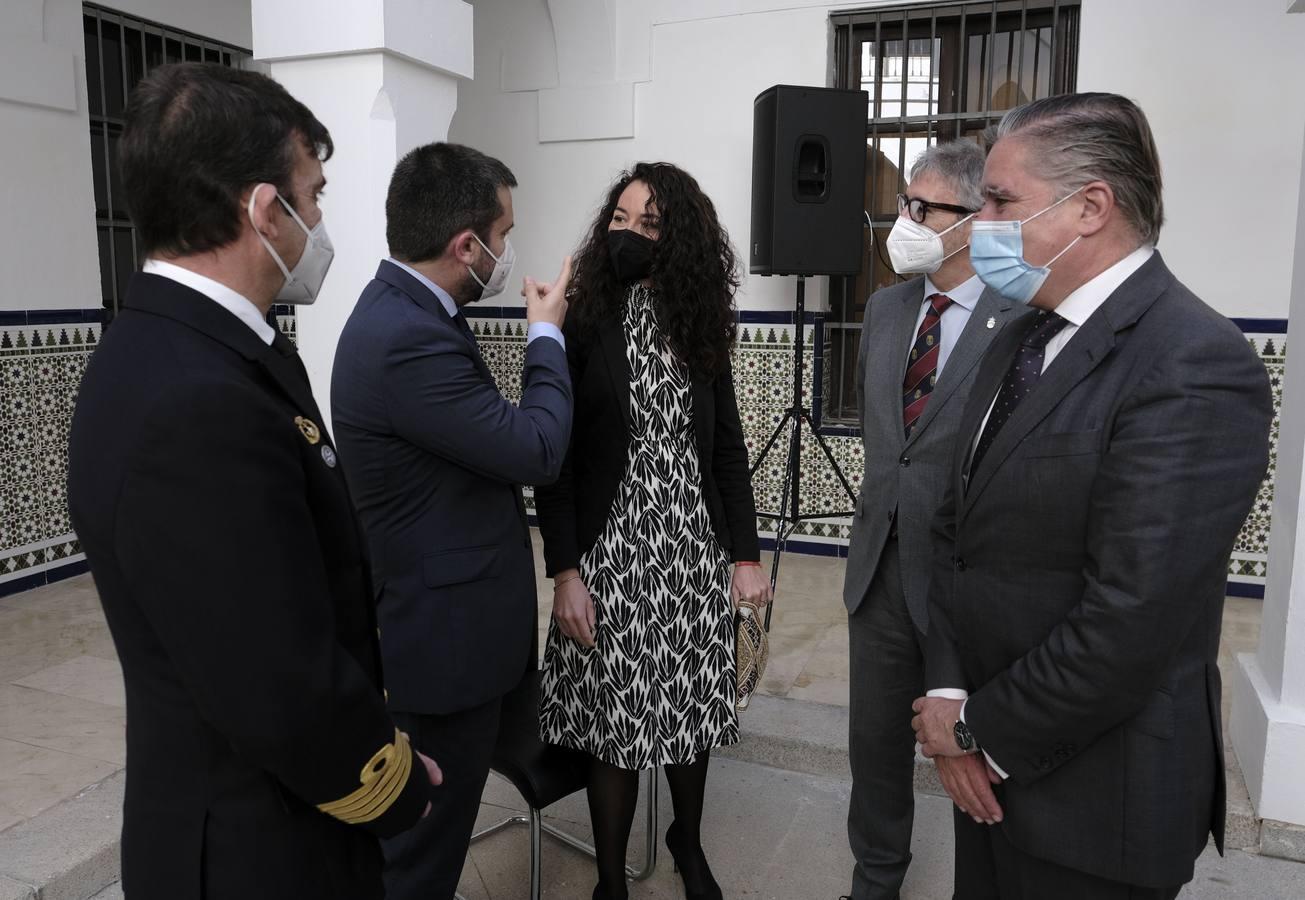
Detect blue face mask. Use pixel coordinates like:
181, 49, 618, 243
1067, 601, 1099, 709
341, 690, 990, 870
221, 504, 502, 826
969, 188, 1083, 304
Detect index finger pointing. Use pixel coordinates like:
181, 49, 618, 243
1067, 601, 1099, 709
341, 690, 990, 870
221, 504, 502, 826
555, 255, 573, 290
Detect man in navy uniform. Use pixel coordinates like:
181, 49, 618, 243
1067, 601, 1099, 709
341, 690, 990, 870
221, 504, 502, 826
69, 63, 436, 900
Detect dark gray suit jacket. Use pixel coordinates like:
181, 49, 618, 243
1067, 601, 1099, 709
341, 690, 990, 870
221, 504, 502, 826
842, 276, 1023, 630
925, 252, 1272, 887
331, 261, 572, 715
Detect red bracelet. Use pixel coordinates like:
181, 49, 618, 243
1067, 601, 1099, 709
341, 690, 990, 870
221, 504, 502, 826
735, 561, 761, 567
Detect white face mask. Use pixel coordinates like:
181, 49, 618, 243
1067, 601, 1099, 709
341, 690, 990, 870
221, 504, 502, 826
885, 212, 974, 275
248, 184, 334, 305
467, 233, 515, 302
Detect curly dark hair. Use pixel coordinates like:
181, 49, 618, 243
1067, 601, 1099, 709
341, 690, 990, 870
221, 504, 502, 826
568, 162, 739, 381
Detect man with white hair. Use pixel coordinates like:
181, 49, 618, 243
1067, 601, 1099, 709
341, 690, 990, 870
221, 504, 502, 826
840, 139, 1024, 900
911, 93, 1272, 898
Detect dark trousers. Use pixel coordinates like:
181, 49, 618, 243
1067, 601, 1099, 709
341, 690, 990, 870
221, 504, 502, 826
847, 537, 925, 900
383, 697, 503, 900
953, 807, 1183, 900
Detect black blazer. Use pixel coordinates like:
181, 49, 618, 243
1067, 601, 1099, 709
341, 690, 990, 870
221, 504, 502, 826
535, 313, 760, 576
68, 275, 429, 900
332, 262, 572, 714
925, 253, 1273, 888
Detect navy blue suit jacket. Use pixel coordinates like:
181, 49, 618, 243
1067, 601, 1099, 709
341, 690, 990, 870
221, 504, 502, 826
331, 261, 572, 715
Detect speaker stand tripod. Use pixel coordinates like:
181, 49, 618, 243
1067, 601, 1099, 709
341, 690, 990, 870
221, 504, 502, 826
748, 275, 858, 631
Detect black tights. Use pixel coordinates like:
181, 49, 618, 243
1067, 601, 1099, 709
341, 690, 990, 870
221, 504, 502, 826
587, 752, 712, 898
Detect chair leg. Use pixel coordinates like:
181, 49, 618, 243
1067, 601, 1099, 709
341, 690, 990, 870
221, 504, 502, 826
530, 806, 543, 900
628, 767, 658, 881
457, 767, 661, 900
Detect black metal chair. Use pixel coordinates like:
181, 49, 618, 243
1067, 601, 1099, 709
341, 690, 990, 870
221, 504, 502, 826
455, 671, 658, 900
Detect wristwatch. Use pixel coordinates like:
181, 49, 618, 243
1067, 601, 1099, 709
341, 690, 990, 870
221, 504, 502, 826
953, 719, 977, 753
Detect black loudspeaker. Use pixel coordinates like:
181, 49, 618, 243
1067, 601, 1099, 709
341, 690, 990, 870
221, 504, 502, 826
750, 84, 869, 277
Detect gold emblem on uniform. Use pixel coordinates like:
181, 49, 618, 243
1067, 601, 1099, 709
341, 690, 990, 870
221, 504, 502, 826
295, 416, 321, 445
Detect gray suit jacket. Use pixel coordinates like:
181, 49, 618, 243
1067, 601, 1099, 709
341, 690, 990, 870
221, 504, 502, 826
925, 253, 1272, 887
842, 276, 1023, 630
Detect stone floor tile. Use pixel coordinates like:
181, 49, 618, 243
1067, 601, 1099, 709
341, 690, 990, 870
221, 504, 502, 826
12, 656, 124, 709
0, 685, 125, 766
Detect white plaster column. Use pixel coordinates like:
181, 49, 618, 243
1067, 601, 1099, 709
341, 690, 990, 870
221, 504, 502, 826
250, 0, 473, 430
1232, 113, 1305, 844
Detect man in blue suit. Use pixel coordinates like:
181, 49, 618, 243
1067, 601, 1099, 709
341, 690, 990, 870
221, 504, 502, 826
332, 143, 573, 900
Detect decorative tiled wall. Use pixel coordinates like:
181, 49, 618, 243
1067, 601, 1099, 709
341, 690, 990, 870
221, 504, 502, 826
0, 311, 102, 594
470, 310, 1288, 598
0, 307, 1282, 599
1228, 327, 1286, 597
467, 315, 532, 509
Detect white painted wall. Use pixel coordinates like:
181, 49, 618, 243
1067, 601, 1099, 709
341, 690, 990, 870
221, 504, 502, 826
450, 0, 846, 312
0, 0, 100, 312
452, 0, 1305, 320
266, 53, 462, 422
1077, 0, 1305, 319
0, 0, 253, 315
1233, 112, 1305, 829
255, 0, 470, 428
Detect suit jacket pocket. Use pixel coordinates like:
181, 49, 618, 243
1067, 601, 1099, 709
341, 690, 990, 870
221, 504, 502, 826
1021, 429, 1102, 459
423, 545, 500, 588
1128, 688, 1174, 740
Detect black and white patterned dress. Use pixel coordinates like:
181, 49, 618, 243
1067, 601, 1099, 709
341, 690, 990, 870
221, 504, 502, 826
539, 284, 738, 770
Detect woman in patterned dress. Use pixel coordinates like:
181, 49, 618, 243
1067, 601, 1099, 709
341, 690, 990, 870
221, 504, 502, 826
535, 163, 772, 900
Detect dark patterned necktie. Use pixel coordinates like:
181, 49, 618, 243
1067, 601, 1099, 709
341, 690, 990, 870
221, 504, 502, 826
901, 293, 954, 438
452, 312, 484, 361
453, 312, 475, 342
271, 327, 311, 387
969, 311, 1070, 476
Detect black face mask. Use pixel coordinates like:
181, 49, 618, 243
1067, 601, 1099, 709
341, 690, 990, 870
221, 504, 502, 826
607, 228, 656, 284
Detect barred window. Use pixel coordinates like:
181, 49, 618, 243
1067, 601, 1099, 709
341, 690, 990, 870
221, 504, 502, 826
824, 0, 1081, 425
83, 3, 249, 319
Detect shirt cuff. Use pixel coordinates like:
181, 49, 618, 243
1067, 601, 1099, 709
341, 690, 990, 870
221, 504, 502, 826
960, 699, 1009, 781
927, 688, 969, 700
527, 322, 565, 349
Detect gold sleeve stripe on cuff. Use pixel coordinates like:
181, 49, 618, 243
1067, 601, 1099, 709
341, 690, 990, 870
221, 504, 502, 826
317, 728, 414, 825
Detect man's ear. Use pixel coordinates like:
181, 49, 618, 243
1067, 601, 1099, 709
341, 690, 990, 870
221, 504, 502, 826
450, 230, 480, 266
1077, 180, 1115, 238
244, 183, 283, 241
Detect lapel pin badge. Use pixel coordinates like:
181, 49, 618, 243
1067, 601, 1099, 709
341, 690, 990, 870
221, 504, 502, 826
295, 416, 321, 445
986, 317, 996, 329
321, 445, 338, 468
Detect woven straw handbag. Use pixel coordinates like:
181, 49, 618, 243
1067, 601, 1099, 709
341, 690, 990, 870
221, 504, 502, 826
734, 601, 769, 711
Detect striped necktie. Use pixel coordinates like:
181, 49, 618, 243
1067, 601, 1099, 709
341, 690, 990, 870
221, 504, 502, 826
901, 292, 953, 438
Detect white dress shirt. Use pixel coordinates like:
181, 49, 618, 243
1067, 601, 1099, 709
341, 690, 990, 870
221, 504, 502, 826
910, 273, 984, 376
385, 258, 565, 350
930, 244, 1156, 778
142, 259, 275, 345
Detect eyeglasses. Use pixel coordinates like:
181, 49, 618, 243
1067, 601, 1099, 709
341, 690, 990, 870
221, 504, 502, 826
896, 194, 977, 225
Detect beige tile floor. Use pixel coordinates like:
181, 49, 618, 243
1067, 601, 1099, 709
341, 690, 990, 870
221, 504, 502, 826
0, 574, 123, 833
0, 537, 1263, 836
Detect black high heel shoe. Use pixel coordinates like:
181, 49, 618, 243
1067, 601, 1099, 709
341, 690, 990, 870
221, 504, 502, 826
665, 821, 723, 900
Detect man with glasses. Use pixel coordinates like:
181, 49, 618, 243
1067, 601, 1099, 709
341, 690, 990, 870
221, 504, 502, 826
840, 139, 1025, 900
